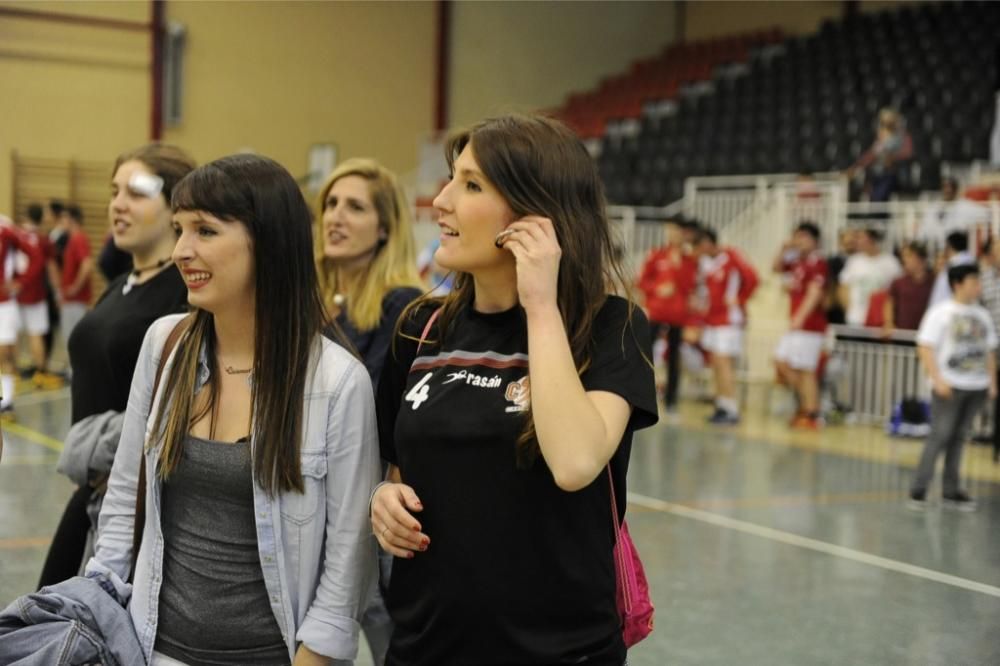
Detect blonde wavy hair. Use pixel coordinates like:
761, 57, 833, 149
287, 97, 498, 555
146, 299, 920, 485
315, 158, 423, 331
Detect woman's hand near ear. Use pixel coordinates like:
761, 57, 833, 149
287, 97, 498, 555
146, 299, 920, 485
496, 216, 561, 315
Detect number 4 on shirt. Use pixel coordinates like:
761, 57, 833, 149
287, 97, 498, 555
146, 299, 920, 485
405, 372, 434, 410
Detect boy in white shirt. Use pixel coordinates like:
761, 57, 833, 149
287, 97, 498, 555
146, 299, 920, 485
838, 227, 902, 326
910, 264, 998, 510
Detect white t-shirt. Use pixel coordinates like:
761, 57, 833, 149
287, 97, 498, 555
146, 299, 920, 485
916, 300, 998, 390
839, 252, 902, 326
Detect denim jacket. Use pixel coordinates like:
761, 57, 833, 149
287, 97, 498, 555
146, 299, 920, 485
0, 575, 144, 666
85, 313, 380, 663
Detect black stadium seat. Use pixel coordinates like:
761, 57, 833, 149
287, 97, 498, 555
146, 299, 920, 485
585, 1, 1000, 204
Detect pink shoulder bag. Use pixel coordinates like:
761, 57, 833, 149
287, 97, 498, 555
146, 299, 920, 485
608, 465, 654, 647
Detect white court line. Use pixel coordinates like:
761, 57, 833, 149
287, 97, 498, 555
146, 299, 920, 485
628, 491, 1000, 599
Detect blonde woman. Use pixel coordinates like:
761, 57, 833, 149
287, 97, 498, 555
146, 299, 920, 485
316, 158, 424, 386
316, 158, 422, 664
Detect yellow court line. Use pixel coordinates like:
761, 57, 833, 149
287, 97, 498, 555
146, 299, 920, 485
0, 536, 51, 550
2, 421, 64, 453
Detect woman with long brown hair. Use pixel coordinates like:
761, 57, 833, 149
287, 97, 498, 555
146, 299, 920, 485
39, 143, 195, 588
371, 114, 658, 665
86, 154, 379, 665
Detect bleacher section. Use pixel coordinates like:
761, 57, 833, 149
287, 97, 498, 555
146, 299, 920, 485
555, 29, 783, 141
575, 1, 1000, 207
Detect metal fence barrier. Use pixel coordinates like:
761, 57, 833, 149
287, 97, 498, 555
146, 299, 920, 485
830, 325, 992, 437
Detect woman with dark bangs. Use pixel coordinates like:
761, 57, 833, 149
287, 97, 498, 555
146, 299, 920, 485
371, 115, 658, 665
86, 154, 380, 666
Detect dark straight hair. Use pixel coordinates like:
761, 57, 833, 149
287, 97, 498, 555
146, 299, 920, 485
398, 113, 639, 465
154, 154, 327, 495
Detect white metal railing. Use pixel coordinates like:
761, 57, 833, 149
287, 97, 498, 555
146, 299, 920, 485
829, 325, 991, 435
683, 173, 846, 270
772, 193, 1000, 257
607, 202, 684, 277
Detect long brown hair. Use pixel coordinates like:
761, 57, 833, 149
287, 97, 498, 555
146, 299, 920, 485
398, 114, 635, 464
314, 158, 423, 331
153, 154, 327, 495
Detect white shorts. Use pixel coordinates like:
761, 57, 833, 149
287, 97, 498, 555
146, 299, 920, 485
0, 300, 19, 345
18, 302, 49, 336
701, 325, 744, 357
774, 331, 825, 371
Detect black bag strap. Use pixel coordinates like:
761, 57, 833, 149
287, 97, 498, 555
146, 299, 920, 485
129, 315, 192, 581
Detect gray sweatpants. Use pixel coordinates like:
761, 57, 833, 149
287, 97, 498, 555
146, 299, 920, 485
911, 388, 986, 495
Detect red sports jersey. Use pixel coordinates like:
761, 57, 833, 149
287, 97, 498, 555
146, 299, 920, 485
783, 251, 829, 332
637, 244, 698, 325
16, 228, 53, 305
700, 247, 759, 327
0, 226, 39, 302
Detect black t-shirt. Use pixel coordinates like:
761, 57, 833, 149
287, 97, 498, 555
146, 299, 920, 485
333, 287, 422, 389
68, 266, 188, 424
376, 295, 658, 666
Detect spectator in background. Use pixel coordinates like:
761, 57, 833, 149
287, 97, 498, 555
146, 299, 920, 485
0, 215, 41, 418
928, 231, 976, 309
910, 264, 997, 511
58, 204, 93, 363
97, 234, 132, 281
826, 228, 857, 325
693, 227, 759, 425
838, 227, 902, 326
919, 177, 989, 252
978, 237, 1000, 460
846, 108, 914, 202
637, 214, 698, 417
773, 221, 829, 430
37, 143, 194, 590
882, 241, 933, 335
17, 204, 62, 388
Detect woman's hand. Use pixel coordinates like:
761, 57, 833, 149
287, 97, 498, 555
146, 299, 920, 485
496, 216, 561, 315
371, 482, 429, 558
292, 644, 331, 666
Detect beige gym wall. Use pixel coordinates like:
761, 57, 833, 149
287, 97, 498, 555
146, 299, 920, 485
0, 1, 150, 216
0, 0, 437, 216
161, 1, 436, 186
448, 0, 679, 128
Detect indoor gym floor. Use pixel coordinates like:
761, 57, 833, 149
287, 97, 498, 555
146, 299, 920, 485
1, 385, 998, 666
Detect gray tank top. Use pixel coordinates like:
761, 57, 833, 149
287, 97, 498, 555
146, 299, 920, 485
154, 435, 289, 666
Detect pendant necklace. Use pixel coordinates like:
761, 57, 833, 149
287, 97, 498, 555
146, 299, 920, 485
122, 258, 172, 295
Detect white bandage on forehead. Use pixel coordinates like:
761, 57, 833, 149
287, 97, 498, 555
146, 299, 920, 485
128, 172, 164, 199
